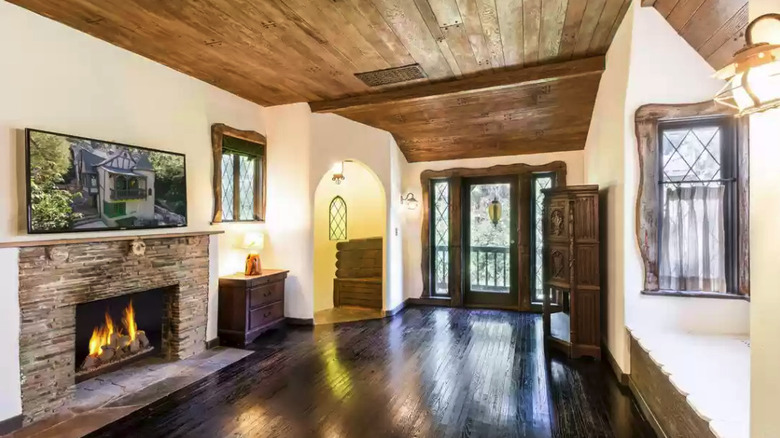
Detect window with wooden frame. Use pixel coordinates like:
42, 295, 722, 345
211, 124, 266, 223
635, 102, 749, 298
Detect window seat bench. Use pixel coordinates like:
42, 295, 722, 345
627, 326, 749, 438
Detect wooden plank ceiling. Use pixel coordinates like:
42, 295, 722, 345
10, 0, 629, 161
641, 0, 748, 70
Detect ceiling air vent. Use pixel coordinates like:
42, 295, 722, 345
355, 64, 427, 87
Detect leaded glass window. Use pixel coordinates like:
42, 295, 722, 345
432, 181, 450, 296
221, 154, 235, 221
658, 118, 737, 293
238, 155, 255, 220
220, 146, 262, 222
532, 173, 554, 302
329, 196, 347, 241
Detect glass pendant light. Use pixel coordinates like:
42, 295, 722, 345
487, 197, 502, 226
714, 14, 780, 116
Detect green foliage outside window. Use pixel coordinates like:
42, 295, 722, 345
28, 132, 82, 231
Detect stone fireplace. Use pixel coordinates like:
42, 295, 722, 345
17, 235, 210, 424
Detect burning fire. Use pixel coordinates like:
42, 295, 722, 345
87, 301, 138, 357
123, 301, 137, 341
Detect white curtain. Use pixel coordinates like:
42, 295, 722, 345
659, 185, 727, 293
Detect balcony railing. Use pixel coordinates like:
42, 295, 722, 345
434, 245, 511, 294
110, 188, 147, 201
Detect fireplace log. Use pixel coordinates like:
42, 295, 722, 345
137, 331, 149, 348
99, 346, 115, 362
109, 333, 120, 349
129, 339, 140, 353
81, 355, 98, 371
118, 335, 131, 349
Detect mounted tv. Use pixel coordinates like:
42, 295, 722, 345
25, 129, 187, 234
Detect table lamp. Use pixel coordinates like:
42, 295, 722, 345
241, 231, 265, 276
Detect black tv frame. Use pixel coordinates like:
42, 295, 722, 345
25, 128, 188, 234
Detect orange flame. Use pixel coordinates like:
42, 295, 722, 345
86, 301, 139, 357
122, 300, 137, 341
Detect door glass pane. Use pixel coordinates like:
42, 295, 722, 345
533, 175, 553, 302
432, 181, 450, 296
469, 183, 511, 293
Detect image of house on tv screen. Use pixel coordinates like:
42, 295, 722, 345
27, 130, 187, 233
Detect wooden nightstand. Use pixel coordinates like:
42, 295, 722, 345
218, 269, 288, 347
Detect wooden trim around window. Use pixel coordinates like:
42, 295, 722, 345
211, 123, 267, 223
420, 161, 568, 309
634, 101, 749, 295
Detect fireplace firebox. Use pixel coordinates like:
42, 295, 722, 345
75, 287, 167, 382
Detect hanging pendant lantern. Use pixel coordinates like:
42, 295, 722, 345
487, 197, 502, 226
714, 14, 780, 116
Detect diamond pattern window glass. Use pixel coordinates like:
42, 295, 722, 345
238, 155, 256, 220
658, 118, 738, 294
661, 125, 722, 184
432, 181, 450, 296
221, 154, 235, 221
329, 196, 347, 241
220, 146, 263, 222
532, 174, 554, 302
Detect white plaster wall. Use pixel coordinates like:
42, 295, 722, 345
313, 162, 385, 312
623, 5, 748, 338
309, 114, 407, 311
584, 3, 751, 372
401, 150, 585, 300
0, 2, 268, 421
749, 1, 780, 436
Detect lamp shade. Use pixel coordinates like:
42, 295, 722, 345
714, 14, 780, 116
241, 232, 265, 251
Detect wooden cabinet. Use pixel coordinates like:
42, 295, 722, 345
218, 270, 288, 347
541, 185, 601, 359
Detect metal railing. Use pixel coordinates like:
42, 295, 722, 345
434, 245, 511, 294
110, 188, 147, 201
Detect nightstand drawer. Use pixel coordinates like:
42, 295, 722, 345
249, 280, 284, 309
249, 301, 284, 330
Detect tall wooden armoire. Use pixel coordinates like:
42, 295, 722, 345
541, 185, 601, 359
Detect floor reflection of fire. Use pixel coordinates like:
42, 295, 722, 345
78, 300, 153, 374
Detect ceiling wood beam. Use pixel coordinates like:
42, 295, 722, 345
309, 56, 605, 113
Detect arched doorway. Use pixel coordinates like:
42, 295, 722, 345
312, 160, 386, 323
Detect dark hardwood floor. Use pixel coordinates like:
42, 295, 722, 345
87, 307, 655, 438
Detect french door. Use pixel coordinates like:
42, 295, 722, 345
463, 176, 518, 308
423, 163, 565, 311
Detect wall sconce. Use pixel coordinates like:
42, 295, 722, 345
401, 193, 419, 210
331, 161, 345, 185
714, 14, 780, 116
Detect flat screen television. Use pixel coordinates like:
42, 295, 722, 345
26, 129, 187, 234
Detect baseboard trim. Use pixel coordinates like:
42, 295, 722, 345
286, 317, 315, 326
602, 340, 629, 386
629, 378, 669, 438
406, 297, 453, 307
206, 337, 220, 350
383, 299, 407, 317
0, 414, 23, 435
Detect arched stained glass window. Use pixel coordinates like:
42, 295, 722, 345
329, 196, 347, 241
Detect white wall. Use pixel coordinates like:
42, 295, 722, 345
0, 2, 268, 422
313, 162, 385, 312
583, 3, 751, 372
749, 1, 780, 436
401, 150, 586, 300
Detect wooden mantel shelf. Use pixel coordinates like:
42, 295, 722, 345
0, 230, 224, 249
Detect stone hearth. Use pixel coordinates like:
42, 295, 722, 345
17, 235, 210, 424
